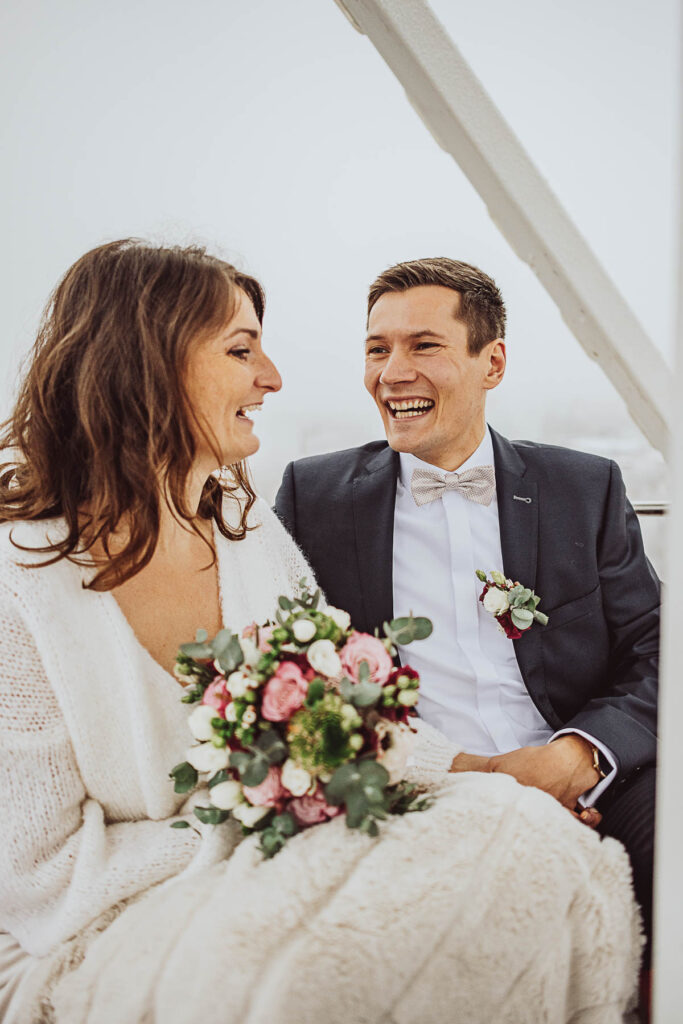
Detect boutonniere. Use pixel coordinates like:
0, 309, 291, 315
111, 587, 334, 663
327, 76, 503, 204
475, 569, 549, 640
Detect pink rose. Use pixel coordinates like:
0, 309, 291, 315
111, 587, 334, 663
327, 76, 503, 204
261, 661, 309, 721
242, 765, 286, 807
241, 622, 258, 640
258, 624, 276, 652
201, 677, 230, 716
340, 632, 393, 685
289, 785, 342, 826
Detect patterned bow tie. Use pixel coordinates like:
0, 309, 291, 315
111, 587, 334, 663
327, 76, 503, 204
410, 465, 496, 507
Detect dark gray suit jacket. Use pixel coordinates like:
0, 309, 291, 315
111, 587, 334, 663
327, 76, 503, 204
274, 428, 660, 780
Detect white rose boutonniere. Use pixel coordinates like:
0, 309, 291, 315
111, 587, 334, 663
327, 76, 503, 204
476, 569, 548, 639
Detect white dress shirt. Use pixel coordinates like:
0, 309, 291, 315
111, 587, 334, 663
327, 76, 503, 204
392, 428, 615, 803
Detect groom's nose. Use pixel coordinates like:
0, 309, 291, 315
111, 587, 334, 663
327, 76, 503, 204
379, 348, 418, 386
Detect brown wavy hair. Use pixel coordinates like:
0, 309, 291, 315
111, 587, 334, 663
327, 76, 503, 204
0, 238, 264, 589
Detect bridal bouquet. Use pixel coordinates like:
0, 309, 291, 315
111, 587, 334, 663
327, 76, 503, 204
169, 581, 433, 858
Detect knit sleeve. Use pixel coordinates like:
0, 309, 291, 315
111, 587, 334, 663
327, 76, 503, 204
406, 718, 462, 785
0, 583, 202, 957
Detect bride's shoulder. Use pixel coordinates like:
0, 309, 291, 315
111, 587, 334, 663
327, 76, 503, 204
0, 518, 70, 596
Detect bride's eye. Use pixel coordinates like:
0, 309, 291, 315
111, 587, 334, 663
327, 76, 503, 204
229, 347, 250, 361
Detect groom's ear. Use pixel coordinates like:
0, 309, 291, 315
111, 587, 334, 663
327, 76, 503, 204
482, 340, 506, 391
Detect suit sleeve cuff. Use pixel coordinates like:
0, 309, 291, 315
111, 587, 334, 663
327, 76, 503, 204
548, 728, 617, 805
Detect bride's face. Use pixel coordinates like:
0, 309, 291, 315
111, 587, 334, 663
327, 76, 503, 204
185, 289, 281, 472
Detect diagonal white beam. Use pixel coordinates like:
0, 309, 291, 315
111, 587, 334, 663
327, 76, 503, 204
334, 0, 671, 455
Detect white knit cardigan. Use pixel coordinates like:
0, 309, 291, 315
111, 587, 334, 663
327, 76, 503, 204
0, 498, 458, 976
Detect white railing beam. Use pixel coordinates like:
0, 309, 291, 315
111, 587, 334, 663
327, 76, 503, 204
333, 0, 671, 455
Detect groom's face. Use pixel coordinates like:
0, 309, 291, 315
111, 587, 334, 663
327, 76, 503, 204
364, 285, 505, 470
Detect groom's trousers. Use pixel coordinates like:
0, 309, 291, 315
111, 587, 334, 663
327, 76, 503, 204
596, 765, 655, 966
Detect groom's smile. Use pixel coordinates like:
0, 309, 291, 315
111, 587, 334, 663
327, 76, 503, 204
364, 285, 506, 471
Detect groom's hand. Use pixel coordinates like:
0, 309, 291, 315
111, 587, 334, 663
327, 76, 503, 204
485, 735, 600, 810
450, 736, 602, 823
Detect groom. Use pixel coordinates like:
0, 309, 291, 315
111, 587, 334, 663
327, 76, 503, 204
274, 257, 658, 956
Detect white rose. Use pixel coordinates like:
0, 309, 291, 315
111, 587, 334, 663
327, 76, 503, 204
375, 720, 416, 784
188, 704, 220, 742
482, 587, 510, 617
186, 742, 231, 773
228, 671, 252, 698
232, 802, 270, 828
397, 689, 419, 707
292, 618, 317, 643
225, 702, 238, 723
281, 758, 312, 796
326, 606, 351, 632
239, 637, 261, 668
241, 705, 257, 726
307, 639, 343, 679
209, 780, 244, 811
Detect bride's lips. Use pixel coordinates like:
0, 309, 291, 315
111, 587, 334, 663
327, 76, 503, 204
236, 403, 263, 426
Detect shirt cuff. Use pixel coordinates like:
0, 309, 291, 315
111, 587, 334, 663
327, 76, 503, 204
548, 728, 617, 806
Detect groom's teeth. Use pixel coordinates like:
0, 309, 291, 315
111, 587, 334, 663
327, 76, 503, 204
386, 399, 435, 419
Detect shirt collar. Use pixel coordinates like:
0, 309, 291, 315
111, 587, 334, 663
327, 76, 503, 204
398, 426, 494, 488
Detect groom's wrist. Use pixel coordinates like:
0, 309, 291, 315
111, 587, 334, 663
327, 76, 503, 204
551, 733, 601, 788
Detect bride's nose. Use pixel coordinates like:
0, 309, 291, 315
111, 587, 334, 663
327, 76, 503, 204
256, 352, 282, 394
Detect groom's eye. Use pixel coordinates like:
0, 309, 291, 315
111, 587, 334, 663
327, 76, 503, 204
366, 346, 388, 356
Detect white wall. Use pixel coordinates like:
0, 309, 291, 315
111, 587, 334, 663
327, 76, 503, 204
0, 0, 677, 564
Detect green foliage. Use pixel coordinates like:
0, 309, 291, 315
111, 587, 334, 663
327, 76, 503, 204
387, 781, 433, 816
288, 693, 355, 773
169, 761, 198, 795
229, 729, 287, 788
325, 759, 390, 831
193, 805, 231, 825
340, 675, 382, 709
212, 630, 244, 673
170, 820, 191, 829
208, 769, 231, 789
306, 678, 326, 706
383, 615, 433, 646
259, 811, 300, 859
475, 569, 488, 582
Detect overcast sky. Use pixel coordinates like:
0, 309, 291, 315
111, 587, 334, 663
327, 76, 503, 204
0, 0, 678, 510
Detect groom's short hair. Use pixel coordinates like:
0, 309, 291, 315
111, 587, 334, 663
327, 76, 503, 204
367, 258, 506, 355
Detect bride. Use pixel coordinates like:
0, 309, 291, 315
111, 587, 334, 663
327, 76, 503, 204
0, 240, 641, 1024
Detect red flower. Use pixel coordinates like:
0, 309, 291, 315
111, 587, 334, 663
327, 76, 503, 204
495, 611, 523, 641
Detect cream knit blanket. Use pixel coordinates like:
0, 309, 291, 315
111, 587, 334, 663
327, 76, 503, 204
51, 771, 642, 1024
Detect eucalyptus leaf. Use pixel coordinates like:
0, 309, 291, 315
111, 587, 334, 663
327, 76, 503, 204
208, 769, 231, 789
179, 641, 213, 660
350, 679, 382, 708
241, 757, 270, 788
358, 660, 370, 684
325, 763, 363, 804
254, 729, 288, 765
193, 805, 230, 825
213, 633, 244, 674
278, 596, 293, 611
272, 812, 298, 837
510, 607, 534, 629
195, 628, 209, 643
169, 761, 198, 794
345, 788, 369, 828
229, 751, 252, 773
534, 611, 549, 626
170, 820, 191, 829
386, 615, 433, 645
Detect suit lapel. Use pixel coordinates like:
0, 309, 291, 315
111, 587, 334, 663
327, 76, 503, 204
491, 429, 538, 590
352, 445, 398, 631
490, 429, 557, 726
